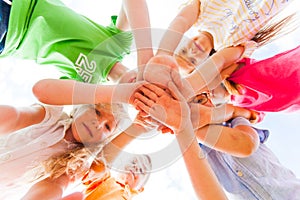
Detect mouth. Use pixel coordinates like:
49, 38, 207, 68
193, 41, 204, 52
82, 123, 93, 137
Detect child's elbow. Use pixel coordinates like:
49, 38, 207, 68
238, 134, 259, 157
0, 106, 18, 134
32, 79, 53, 104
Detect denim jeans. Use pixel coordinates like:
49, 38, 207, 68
0, 0, 11, 54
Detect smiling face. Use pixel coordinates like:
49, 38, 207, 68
71, 104, 117, 144
176, 33, 213, 74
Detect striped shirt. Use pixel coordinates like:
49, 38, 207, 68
195, 0, 292, 57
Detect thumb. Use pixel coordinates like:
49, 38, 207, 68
167, 81, 185, 102
170, 69, 183, 88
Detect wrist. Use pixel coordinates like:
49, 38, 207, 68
108, 62, 128, 82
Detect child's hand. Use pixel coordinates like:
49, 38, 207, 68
232, 106, 264, 123
143, 55, 181, 88
134, 82, 190, 132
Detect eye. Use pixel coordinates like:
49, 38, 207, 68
181, 48, 187, 54
95, 109, 101, 117
193, 94, 208, 105
189, 58, 197, 65
105, 123, 111, 131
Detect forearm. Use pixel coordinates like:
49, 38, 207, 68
195, 124, 259, 157
176, 123, 227, 200
33, 79, 128, 105
102, 122, 148, 164
21, 175, 69, 200
156, 0, 199, 56
185, 46, 244, 93
123, 0, 153, 65
33, 79, 146, 105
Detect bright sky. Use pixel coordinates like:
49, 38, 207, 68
0, 0, 300, 199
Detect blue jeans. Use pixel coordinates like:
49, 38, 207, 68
0, 0, 11, 54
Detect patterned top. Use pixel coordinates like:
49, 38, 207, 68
196, 0, 292, 57
0, 106, 73, 200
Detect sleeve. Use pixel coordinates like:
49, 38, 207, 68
230, 116, 252, 128
36, 104, 65, 126
230, 116, 270, 143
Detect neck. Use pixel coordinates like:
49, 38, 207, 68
64, 127, 77, 143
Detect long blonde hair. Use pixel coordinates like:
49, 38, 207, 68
37, 103, 130, 181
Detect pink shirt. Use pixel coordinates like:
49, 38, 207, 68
0, 105, 74, 199
229, 45, 300, 112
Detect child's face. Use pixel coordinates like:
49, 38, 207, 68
175, 34, 212, 74
192, 84, 230, 107
71, 104, 117, 144
116, 155, 151, 192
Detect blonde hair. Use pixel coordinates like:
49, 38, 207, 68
222, 77, 243, 95
37, 103, 130, 181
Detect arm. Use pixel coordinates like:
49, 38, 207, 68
0, 104, 45, 135
32, 79, 144, 105
194, 119, 259, 157
156, 0, 200, 56
134, 82, 227, 199
117, 0, 153, 80
102, 122, 149, 164
21, 175, 70, 200
176, 123, 227, 200
185, 46, 244, 94
190, 103, 260, 129
118, 0, 153, 65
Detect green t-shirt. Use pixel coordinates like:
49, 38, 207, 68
1, 0, 133, 83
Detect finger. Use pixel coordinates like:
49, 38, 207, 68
158, 125, 173, 134
167, 81, 185, 101
134, 99, 151, 114
143, 83, 167, 97
138, 110, 149, 117
139, 85, 160, 100
134, 92, 155, 107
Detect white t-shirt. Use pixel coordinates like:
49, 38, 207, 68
0, 105, 73, 199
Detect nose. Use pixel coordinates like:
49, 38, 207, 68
96, 119, 109, 131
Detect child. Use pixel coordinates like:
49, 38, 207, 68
133, 82, 300, 199
221, 44, 300, 112
142, 0, 297, 98
192, 93, 300, 199
81, 154, 151, 200
133, 83, 228, 199
0, 0, 153, 83
0, 102, 134, 199
173, 0, 295, 67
